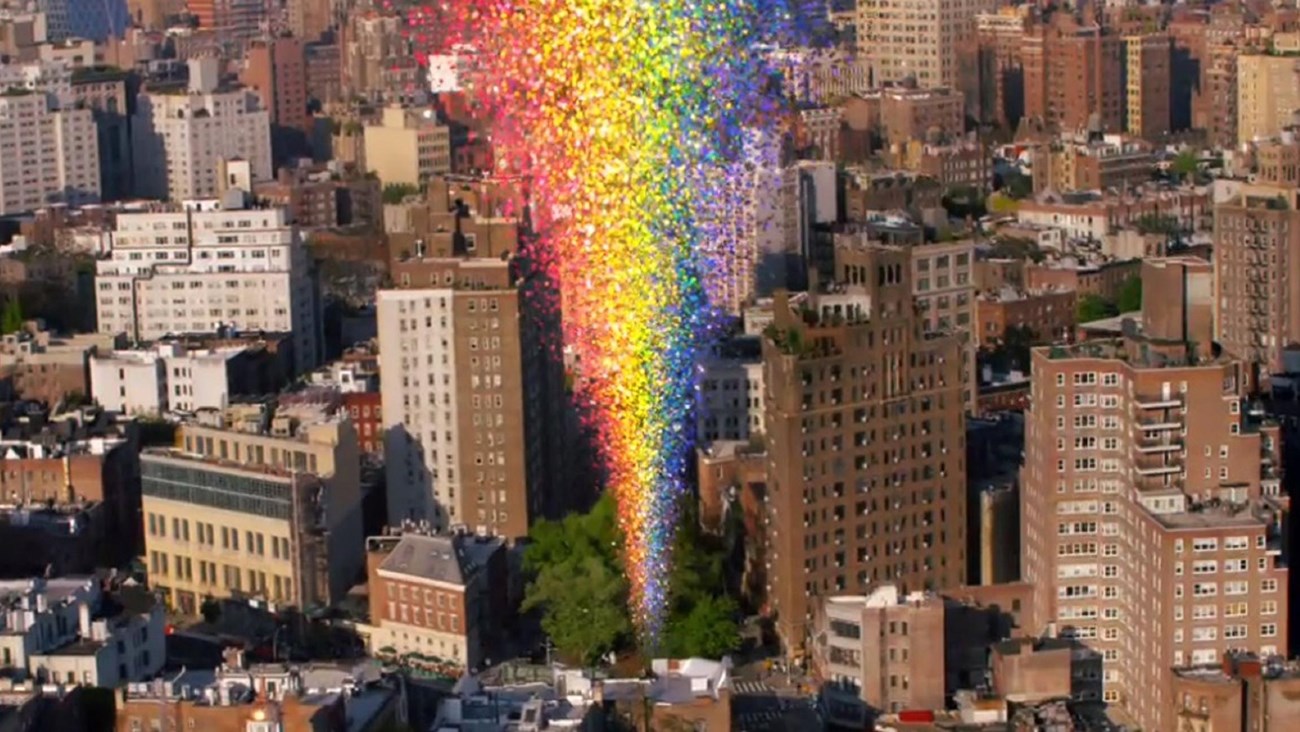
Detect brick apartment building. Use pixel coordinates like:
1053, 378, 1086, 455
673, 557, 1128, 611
1037, 134, 1157, 194
968, 5, 1031, 129
0, 325, 123, 407
361, 531, 507, 674
813, 583, 1036, 717
1213, 184, 1300, 376
1124, 32, 1172, 140
1022, 10, 1124, 134
1021, 259, 1290, 730
378, 176, 567, 539
975, 288, 1077, 348
844, 86, 965, 148
762, 240, 967, 658
113, 649, 399, 732
1023, 258, 1142, 302
0, 406, 142, 570
1171, 652, 1300, 730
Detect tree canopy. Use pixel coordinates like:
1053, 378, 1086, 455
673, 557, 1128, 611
1077, 294, 1119, 324
0, 297, 21, 334
1171, 150, 1199, 180
381, 183, 421, 205
1117, 276, 1143, 314
521, 494, 740, 665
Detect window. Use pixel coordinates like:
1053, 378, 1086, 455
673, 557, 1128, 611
1192, 582, 1217, 597
1261, 623, 1278, 638
1192, 538, 1218, 553
1262, 579, 1278, 593
1224, 536, 1249, 551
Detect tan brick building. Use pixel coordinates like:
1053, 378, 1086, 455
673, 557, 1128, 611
141, 404, 364, 615
1020, 259, 1290, 729
1237, 53, 1300, 145
856, 0, 1001, 90
763, 240, 966, 657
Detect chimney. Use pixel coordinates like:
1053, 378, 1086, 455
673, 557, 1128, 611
78, 602, 91, 638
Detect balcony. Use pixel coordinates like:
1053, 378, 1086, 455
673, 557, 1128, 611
1135, 436, 1182, 453
1134, 464, 1180, 477
1137, 418, 1182, 431
1135, 394, 1182, 410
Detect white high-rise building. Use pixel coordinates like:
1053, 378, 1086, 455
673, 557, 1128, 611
131, 57, 272, 201
94, 197, 319, 374
0, 63, 99, 214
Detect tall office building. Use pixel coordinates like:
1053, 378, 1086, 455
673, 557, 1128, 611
1021, 258, 1289, 730
132, 57, 272, 201
763, 239, 967, 658
1213, 185, 1300, 376
0, 73, 99, 214
377, 181, 565, 540
856, 0, 1000, 90
94, 194, 320, 374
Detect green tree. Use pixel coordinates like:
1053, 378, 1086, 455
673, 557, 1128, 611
1077, 294, 1119, 323
522, 494, 631, 665
0, 296, 22, 334
1171, 150, 1199, 180
660, 504, 741, 658
523, 555, 631, 666
663, 594, 741, 660
522, 494, 740, 663
1116, 276, 1143, 313
382, 183, 420, 204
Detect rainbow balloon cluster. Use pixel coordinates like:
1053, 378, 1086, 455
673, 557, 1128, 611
434, 0, 815, 638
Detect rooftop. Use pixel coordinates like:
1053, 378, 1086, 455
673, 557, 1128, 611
374, 532, 503, 587
1148, 498, 1283, 530
1174, 653, 1300, 682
